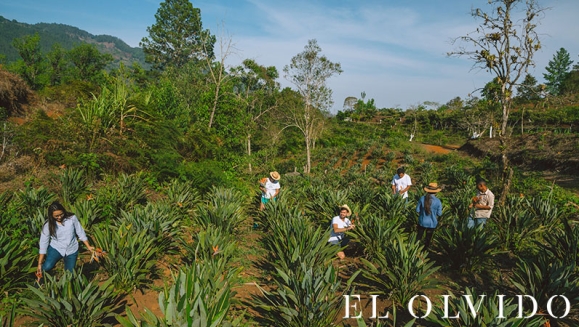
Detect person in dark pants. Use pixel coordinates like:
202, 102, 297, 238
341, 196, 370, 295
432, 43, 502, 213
416, 183, 443, 249
37, 201, 94, 281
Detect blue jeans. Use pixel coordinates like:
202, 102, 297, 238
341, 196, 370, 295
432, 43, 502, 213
468, 217, 488, 228
42, 245, 78, 273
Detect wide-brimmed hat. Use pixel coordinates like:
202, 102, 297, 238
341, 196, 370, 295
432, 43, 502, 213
270, 171, 281, 181
339, 204, 352, 216
423, 183, 442, 193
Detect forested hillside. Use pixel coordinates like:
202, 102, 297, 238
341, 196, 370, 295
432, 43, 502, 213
0, 15, 145, 67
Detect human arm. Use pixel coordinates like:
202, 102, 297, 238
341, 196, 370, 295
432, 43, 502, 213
73, 216, 94, 252
333, 220, 355, 233
37, 224, 50, 273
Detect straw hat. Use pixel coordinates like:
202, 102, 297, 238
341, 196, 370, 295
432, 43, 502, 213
423, 183, 442, 193
339, 204, 352, 216
269, 171, 281, 181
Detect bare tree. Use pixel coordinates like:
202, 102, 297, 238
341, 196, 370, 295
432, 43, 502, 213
283, 39, 342, 173
449, 0, 546, 203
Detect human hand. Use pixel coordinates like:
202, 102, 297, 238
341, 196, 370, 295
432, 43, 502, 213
36, 266, 42, 279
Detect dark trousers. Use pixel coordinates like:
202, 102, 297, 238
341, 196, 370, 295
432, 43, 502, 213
417, 225, 435, 249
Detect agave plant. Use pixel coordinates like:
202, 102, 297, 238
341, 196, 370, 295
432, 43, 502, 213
117, 264, 242, 327
90, 223, 160, 292
435, 217, 499, 274
360, 234, 440, 308
0, 231, 35, 297
23, 271, 122, 327
252, 263, 359, 327
56, 167, 88, 206
425, 288, 545, 326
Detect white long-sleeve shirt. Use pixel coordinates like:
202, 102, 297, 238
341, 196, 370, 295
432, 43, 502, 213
39, 215, 88, 256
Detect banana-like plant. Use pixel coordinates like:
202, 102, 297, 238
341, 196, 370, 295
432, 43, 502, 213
117, 263, 242, 327
23, 270, 122, 327
252, 263, 359, 327
90, 223, 160, 292
360, 233, 440, 309
425, 288, 545, 326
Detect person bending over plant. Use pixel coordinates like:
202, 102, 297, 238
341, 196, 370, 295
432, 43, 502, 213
328, 204, 356, 260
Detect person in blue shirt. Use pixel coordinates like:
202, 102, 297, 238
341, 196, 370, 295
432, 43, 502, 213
416, 183, 443, 249
37, 201, 94, 279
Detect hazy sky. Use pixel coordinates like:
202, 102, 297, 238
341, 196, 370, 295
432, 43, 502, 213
2, 0, 578, 112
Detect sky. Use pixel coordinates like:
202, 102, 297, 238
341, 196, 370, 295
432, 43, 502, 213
2, 0, 579, 112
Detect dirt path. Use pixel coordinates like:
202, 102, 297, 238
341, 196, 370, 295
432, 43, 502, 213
420, 144, 458, 155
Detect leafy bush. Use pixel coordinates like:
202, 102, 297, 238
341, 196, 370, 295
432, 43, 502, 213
14, 185, 56, 221
23, 271, 122, 327
70, 197, 102, 232
182, 225, 237, 266
56, 167, 88, 206
0, 231, 34, 297
193, 186, 245, 233
164, 178, 201, 211
352, 213, 404, 260
304, 187, 350, 226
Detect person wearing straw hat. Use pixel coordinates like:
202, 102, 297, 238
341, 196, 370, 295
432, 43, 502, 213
259, 171, 281, 210
328, 204, 356, 260
416, 183, 443, 249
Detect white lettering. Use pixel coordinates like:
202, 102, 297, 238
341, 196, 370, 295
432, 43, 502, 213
463, 295, 486, 318
370, 295, 390, 319
442, 295, 460, 319
408, 295, 432, 319
516, 295, 538, 318
343, 295, 363, 319
546, 295, 570, 319
497, 295, 506, 319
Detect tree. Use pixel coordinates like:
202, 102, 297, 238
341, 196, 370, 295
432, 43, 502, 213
543, 48, 573, 96
67, 44, 113, 84
449, 0, 545, 204
46, 43, 67, 86
140, 0, 215, 70
282, 39, 342, 173
231, 59, 279, 172
516, 74, 541, 102
11, 33, 47, 89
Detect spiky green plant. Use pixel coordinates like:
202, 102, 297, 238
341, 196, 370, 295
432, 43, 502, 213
164, 178, 201, 211
23, 271, 122, 327
71, 197, 102, 232
0, 231, 34, 298
360, 234, 440, 308
539, 218, 579, 268
57, 167, 88, 206
351, 213, 404, 260
193, 186, 245, 233
15, 185, 56, 220
90, 223, 160, 292
304, 188, 350, 226
182, 225, 237, 266
493, 196, 543, 254
510, 253, 579, 325
119, 202, 180, 254
0, 301, 16, 327
117, 264, 242, 327
425, 288, 545, 326
372, 193, 410, 225
96, 173, 148, 218
252, 263, 359, 327
435, 217, 499, 274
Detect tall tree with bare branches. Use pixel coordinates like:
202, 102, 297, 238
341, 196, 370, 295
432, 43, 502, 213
282, 39, 342, 174
449, 0, 546, 203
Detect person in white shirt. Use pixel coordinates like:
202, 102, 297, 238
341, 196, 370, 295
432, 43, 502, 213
391, 167, 412, 199
328, 204, 356, 260
37, 201, 94, 279
259, 171, 281, 210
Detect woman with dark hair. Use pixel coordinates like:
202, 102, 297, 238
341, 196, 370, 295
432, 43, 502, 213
36, 201, 94, 277
416, 183, 443, 249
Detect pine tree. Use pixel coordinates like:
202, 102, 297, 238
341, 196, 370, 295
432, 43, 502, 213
543, 47, 573, 96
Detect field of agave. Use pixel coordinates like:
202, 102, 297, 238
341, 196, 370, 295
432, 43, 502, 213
1, 156, 579, 326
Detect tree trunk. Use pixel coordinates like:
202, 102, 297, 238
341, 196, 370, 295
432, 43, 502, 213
498, 136, 512, 205
247, 133, 252, 173
305, 134, 311, 174
208, 83, 221, 132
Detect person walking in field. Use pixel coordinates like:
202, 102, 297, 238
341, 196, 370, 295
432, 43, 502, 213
259, 171, 281, 210
37, 201, 94, 281
468, 179, 495, 228
328, 204, 356, 260
392, 167, 412, 200
416, 183, 443, 249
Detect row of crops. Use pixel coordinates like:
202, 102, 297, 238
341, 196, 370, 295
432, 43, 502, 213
1, 165, 579, 326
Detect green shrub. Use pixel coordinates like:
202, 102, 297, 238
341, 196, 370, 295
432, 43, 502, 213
56, 167, 88, 206
193, 186, 246, 233
0, 231, 35, 298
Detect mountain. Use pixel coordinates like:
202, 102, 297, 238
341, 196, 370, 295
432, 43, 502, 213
0, 15, 147, 67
